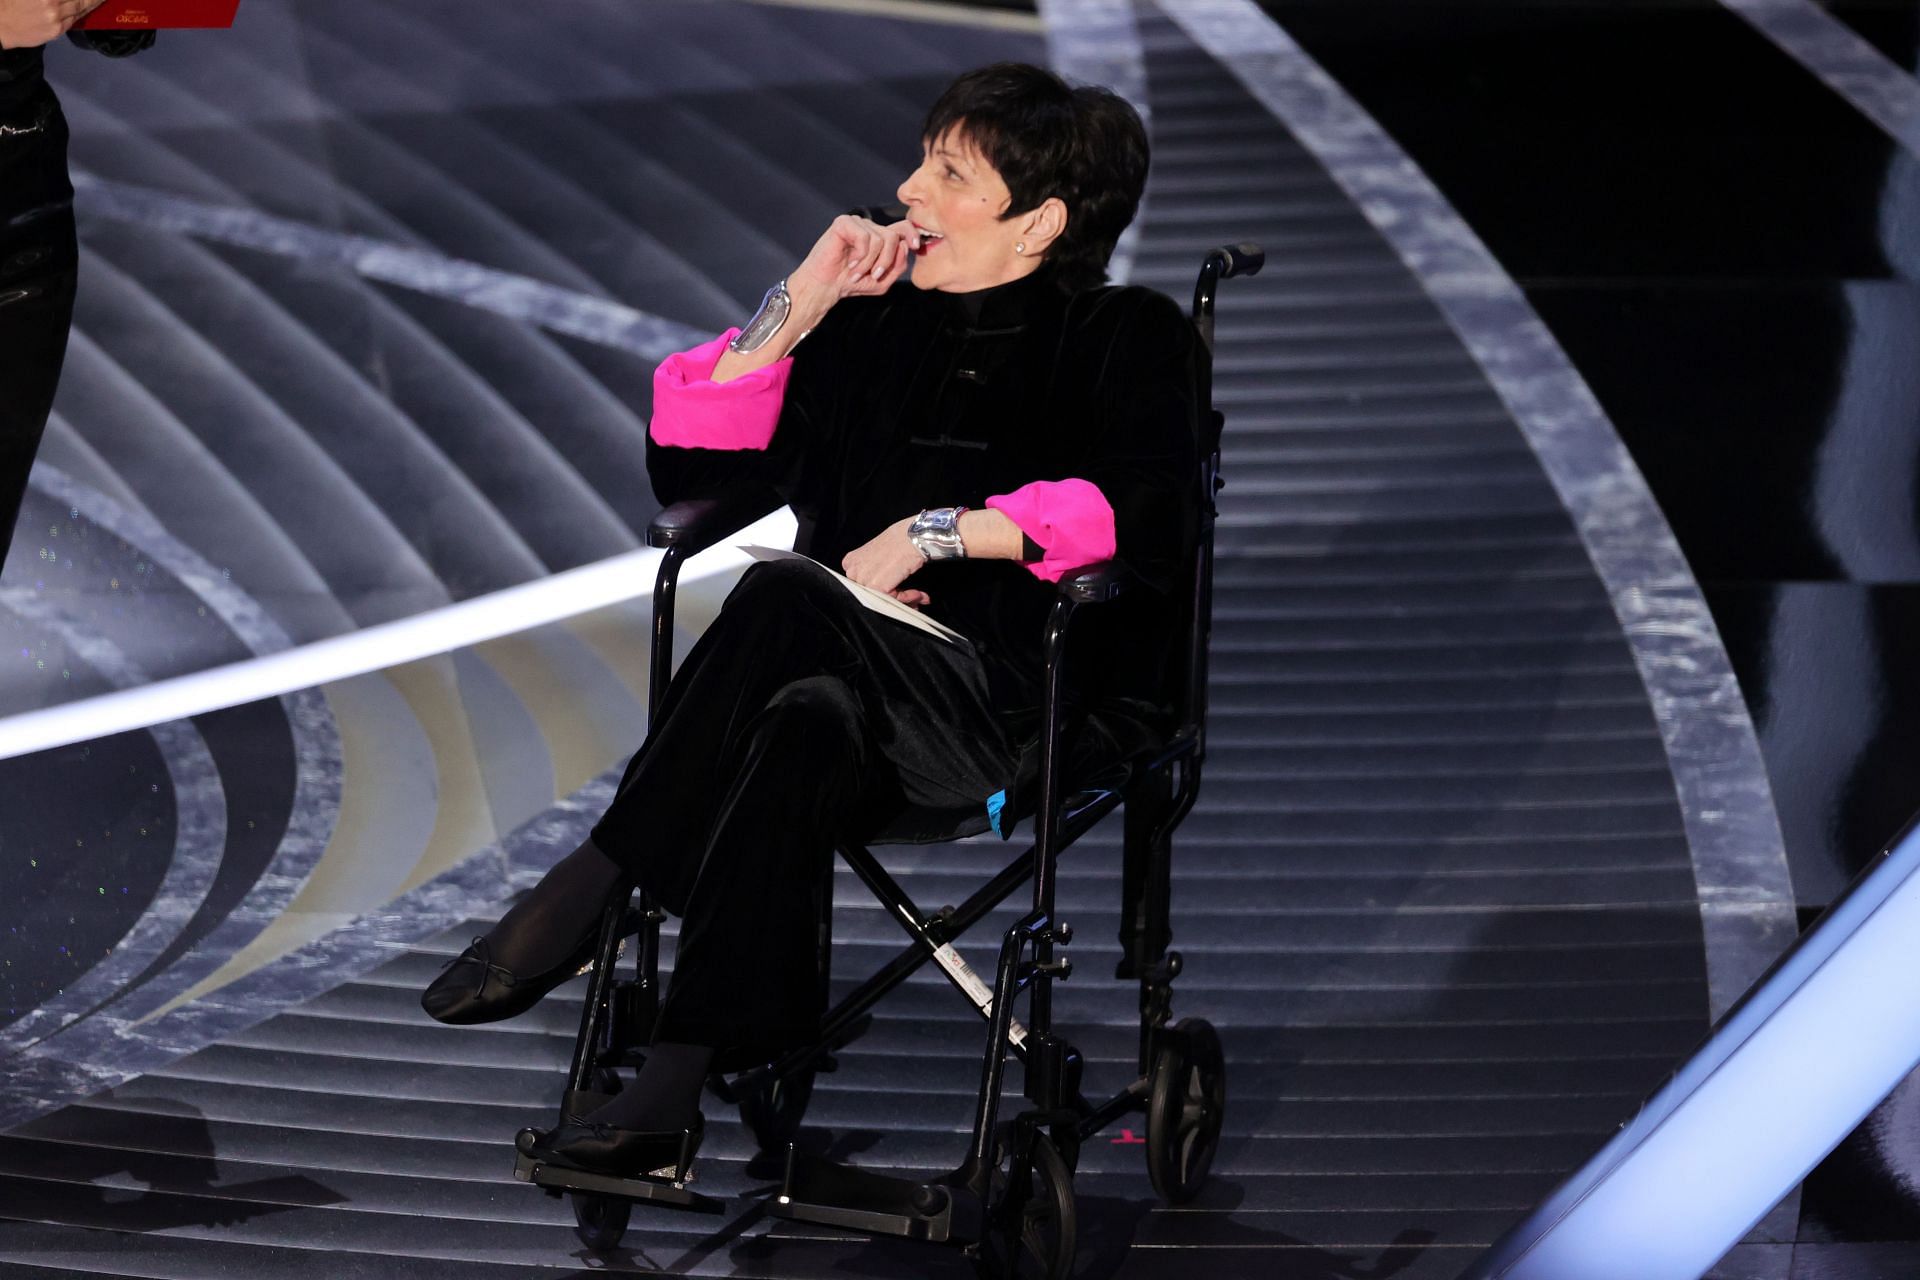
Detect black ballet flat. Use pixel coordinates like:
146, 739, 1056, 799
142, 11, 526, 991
419, 932, 597, 1025
518, 1113, 705, 1184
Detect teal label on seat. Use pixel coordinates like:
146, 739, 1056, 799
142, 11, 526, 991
987, 789, 1008, 839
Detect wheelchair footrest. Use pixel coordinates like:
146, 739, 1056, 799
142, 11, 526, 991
513, 1149, 726, 1214
769, 1145, 980, 1244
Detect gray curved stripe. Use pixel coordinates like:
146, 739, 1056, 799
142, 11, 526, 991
328, 5, 801, 289
61, 76, 534, 585
1720, 0, 1920, 153
16, 467, 344, 1073
33, 413, 155, 526
70, 249, 453, 624
71, 223, 564, 588
27, 466, 295, 662
1038, 0, 1148, 284
59, 65, 658, 547
285, 21, 750, 328
53, 86, 244, 210
583, 3, 916, 199
80, 36, 624, 305
54, 326, 354, 643
151, 25, 660, 507
375, 292, 660, 533
1154, 0, 1795, 1018
294, 274, 638, 565
58, 58, 435, 254
59, 15, 957, 374
701, 3, 942, 123
470, 5, 852, 227
0, 588, 224, 1055
71, 174, 709, 364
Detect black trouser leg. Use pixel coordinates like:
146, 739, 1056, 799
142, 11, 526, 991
590, 560, 888, 888
652, 673, 868, 1052
0, 82, 78, 573
588, 559, 1013, 1057
593, 558, 1010, 879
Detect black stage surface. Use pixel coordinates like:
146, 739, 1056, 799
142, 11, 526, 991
1265, 2, 1920, 1272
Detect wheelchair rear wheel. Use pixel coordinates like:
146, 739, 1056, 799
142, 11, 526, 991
974, 1132, 1076, 1279
1146, 1016, 1226, 1204
570, 1191, 631, 1250
738, 1066, 815, 1150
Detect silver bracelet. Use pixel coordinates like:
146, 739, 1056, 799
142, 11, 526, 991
729, 279, 793, 355
908, 507, 968, 561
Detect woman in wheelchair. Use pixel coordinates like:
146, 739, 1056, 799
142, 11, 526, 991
421, 61, 1200, 1185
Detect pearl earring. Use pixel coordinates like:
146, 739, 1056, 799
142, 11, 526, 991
1015, 242, 1026, 255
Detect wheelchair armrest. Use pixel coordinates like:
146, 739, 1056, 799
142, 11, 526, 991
648, 485, 784, 555
1054, 559, 1132, 606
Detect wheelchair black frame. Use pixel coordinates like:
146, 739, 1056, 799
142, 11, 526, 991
534, 243, 1262, 1248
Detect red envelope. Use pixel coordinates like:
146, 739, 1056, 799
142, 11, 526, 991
79, 0, 241, 29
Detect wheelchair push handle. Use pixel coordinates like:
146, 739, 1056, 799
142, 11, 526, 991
1194, 241, 1264, 357
1209, 242, 1264, 279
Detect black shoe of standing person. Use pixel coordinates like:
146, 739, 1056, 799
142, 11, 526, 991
420, 931, 597, 1025
67, 29, 158, 57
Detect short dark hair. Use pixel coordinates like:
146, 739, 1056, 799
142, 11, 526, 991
921, 62, 1149, 292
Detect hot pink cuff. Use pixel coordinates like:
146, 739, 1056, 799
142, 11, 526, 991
985, 479, 1117, 583
648, 328, 793, 451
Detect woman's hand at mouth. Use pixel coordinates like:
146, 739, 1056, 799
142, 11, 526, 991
712, 216, 920, 383
713, 216, 920, 382
795, 215, 921, 301
842, 516, 932, 608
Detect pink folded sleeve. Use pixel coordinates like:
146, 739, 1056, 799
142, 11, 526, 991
985, 478, 1117, 582
647, 328, 793, 451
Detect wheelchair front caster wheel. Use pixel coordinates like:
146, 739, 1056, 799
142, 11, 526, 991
738, 1066, 815, 1150
1146, 1016, 1226, 1204
571, 1190, 631, 1250
974, 1133, 1076, 1279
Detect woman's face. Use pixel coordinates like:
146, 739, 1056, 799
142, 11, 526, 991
896, 127, 1043, 293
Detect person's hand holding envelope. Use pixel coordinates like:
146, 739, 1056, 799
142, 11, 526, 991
0, 0, 107, 48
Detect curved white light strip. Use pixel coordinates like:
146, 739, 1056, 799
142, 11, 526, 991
0, 509, 795, 763
1464, 815, 1920, 1279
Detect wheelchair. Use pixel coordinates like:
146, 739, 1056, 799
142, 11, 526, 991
512, 243, 1263, 1276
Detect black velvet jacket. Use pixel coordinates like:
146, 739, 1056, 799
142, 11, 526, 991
647, 264, 1201, 736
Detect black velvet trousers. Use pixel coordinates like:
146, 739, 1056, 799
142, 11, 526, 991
0, 81, 78, 573
590, 558, 1021, 1059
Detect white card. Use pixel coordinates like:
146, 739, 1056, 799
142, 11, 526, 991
738, 545, 965, 645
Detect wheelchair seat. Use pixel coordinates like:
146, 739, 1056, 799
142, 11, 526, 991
864, 699, 1161, 846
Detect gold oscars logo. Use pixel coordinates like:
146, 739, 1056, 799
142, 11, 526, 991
116, 8, 151, 22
